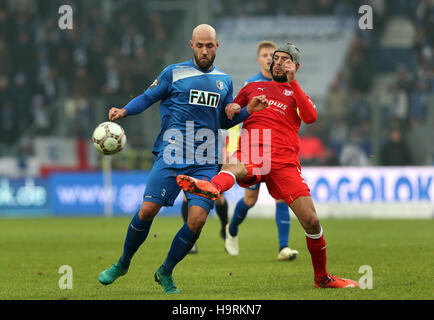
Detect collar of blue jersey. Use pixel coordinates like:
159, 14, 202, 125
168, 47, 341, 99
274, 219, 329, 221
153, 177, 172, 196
190, 59, 215, 73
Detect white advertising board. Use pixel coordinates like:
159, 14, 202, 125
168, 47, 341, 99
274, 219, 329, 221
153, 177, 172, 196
224, 166, 434, 219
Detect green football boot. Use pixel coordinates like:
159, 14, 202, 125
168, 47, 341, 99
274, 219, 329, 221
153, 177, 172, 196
154, 266, 180, 294
98, 260, 128, 285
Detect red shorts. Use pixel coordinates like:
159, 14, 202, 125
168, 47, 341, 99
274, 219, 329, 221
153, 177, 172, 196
231, 148, 311, 205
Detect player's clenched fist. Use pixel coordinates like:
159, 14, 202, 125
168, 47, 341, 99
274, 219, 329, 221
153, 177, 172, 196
109, 107, 127, 121
247, 95, 268, 114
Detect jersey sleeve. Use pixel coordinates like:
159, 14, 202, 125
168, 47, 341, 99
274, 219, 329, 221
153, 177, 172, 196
291, 80, 317, 124
123, 65, 172, 116
222, 78, 234, 106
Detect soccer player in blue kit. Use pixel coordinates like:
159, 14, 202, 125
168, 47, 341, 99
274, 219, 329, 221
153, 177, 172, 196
98, 24, 267, 294
226, 41, 299, 262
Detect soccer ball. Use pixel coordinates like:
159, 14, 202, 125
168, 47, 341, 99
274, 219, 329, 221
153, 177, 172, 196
92, 122, 126, 155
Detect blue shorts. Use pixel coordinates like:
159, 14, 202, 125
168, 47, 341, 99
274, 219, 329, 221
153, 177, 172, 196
247, 183, 261, 191
143, 157, 217, 212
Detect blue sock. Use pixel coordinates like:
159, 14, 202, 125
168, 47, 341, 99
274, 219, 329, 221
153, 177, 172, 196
119, 211, 153, 268
229, 198, 250, 236
275, 202, 290, 250
162, 223, 200, 274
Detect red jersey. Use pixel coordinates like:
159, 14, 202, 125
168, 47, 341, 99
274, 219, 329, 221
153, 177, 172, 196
234, 79, 317, 166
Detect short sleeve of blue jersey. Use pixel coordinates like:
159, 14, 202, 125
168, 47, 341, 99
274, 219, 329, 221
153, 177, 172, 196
123, 66, 172, 115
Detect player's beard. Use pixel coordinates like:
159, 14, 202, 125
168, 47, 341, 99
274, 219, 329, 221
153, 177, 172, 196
272, 71, 288, 83
194, 53, 215, 71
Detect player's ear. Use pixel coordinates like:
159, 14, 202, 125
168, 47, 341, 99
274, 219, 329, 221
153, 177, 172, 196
190, 40, 194, 49
215, 40, 219, 49
296, 63, 300, 71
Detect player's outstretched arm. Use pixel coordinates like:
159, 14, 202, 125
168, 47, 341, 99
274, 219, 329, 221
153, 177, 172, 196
112, 67, 171, 120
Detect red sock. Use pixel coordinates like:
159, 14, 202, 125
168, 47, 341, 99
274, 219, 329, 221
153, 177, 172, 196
211, 171, 236, 193
305, 228, 328, 281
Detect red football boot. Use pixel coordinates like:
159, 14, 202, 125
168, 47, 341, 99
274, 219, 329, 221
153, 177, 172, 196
176, 175, 220, 200
314, 274, 359, 288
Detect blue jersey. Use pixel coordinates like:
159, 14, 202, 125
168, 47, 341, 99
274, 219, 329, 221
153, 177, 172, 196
123, 59, 250, 168
243, 72, 272, 87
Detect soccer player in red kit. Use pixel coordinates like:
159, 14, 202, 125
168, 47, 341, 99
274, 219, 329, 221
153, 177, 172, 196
177, 42, 359, 288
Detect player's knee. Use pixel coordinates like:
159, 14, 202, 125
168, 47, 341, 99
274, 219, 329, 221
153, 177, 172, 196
188, 215, 207, 233
244, 194, 258, 207
220, 163, 247, 180
304, 214, 320, 234
138, 201, 160, 221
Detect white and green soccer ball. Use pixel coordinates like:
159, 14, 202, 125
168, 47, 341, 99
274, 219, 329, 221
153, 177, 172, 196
92, 122, 126, 155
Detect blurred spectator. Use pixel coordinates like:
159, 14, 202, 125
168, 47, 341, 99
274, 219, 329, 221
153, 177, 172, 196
395, 65, 414, 91
129, 48, 153, 94
339, 128, 371, 166
31, 94, 50, 135
379, 128, 412, 166
70, 67, 94, 98
0, 74, 18, 146
381, 82, 409, 127
10, 73, 33, 130
321, 146, 340, 166
120, 24, 145, 57
0, 36, 12, 75
328, 118, 349, 154
13, 31, 37, 79
325, 73, 348, 122
299, 136, 326, 166
339, 142, 370, 166
409, 79, 429, 125
347, 34, 373, 93
347, 90, 371, 127
101, 56, 121, 97
41, 67, 66, 102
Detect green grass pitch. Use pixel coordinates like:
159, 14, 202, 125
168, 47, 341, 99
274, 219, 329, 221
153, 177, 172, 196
0, 216, 433, 300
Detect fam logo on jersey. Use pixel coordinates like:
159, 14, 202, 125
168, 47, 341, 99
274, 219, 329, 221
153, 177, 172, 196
216, 80, 224, 91
283, 89, 293, 96
190, 90, 220, 108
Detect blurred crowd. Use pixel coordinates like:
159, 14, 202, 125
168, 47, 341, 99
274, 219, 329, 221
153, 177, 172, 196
293, 0, 433, 166
0, 0, 175, 150
0, 0, 432, 168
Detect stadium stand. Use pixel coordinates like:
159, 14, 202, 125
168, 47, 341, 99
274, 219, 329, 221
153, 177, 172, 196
0, 0, 432, 171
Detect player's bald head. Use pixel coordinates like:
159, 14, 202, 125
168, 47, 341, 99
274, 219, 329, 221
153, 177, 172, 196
192, 24, 217, 42
190, 24, 219, 71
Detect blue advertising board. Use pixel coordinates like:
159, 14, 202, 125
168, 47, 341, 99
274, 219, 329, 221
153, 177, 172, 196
0, 178, 51, 216
50, 171, 183, 216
